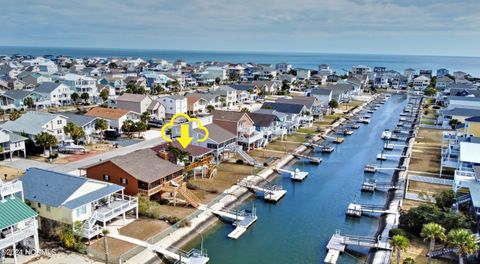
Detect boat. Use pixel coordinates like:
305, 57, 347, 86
343, 129, 353, 135
58, 140, 86, 153
381, 129, 392, 140
321, 146, 335, 153
364, 164, 377, 173
350, 124, 360, 129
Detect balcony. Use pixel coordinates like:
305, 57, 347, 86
0, 219, 37, 250
0, 180, 23, 198
94, 193, 138, 223
238, 131, 264, 144
239, 126, 256, 134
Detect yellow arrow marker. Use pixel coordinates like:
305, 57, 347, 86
177, 123, 193, 149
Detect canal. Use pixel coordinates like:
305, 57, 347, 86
193, 94, 408, 263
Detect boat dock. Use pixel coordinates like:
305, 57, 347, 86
238, 178, 286, 202
305, 142, 335, 153
206, 206, 258, 239
364, 164, 406, 173
346, 203, 394, 217
275, 167, 309, 181
361, 180, 398, 192
325, 231, 391, 263
292, 153, 322, 164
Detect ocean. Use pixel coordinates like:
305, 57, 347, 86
1, 46, 479, 76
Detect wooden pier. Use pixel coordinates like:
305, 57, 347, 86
207, 206, 257, 239
364, 164, 406, 173
304, 143, 335, 153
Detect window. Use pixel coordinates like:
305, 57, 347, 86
46, 205, 51, 212
75, 205, 87, 217
120, 178, 128, 185
57, 120, 62, 125
38, 202, 41, 208
57, 129, 62, 134
103, 174, 110, 181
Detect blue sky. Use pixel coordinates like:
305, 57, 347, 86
1, 0, 479, 56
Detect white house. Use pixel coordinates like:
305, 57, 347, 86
204, 66, 227, 81
85, 107, 140, 131
58, 73, 99, 102
116, 93, 165, 120
1, 111, 68, 141
296, 68, 311, 80
157, 95, 188, 118
0, 128, 27, 160
412, 75, 430, 90
34, 82, 73, 106
0, 179, 40, 264
20, 168, 138, 239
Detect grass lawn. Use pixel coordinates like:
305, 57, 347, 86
188, 163, 253, 203
401, 199, 425, 211
408, 181, 451, 196
264, 140, 302, 152
285, 133, 309, 143
421, 120, 435, 125
0, 166, 24, 180
297, 127, 317, 134
89, 237, 136, 262
391, 235, 456, 264
119, 218, 170, 240
415, 128, 443, 146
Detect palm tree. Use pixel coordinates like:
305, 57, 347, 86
447, 228, 479, 264
390, 235, 410, 264
35, 132, 58, 156
421, 223, 446, 263
141, 111, 151, 123
70, 92, 79, 104
102, 229, 110, 264
9, 110, 21, 121
95, 119, 109, 142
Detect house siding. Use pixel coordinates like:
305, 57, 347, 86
85, 161, 139, 196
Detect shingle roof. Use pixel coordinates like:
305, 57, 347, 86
253, 109, 287, 119
276, 96, 316, 108
34, 82, 61, 94
465, 116, 480, 122
442, 108, 480, 117
211, 110, 250, 122
3, 90, 34, 100
0, 196, 37, 230
310, 88, 332, 96
261, 102, 305, 114
20, 168, 123, 209
152, 142, 212, 157
228, 84, 256, 91
447, 96, 480, 102
60, 113, 97, 127
248, 112, 279, 127
116, 93, 149, 103
194, 123, 236, 143
87, 149, 183, 183
1, 111, 65, 135
85, 107, 130, 120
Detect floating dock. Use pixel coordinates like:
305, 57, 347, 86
275, 168, 309, 181
361, 180, 398, 192
207, 206, 258, 239
325, 232, 391, 263
238, 179, 287, 202
333, 137, 345, 144
346, 203, 394, 217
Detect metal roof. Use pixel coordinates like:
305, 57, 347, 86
1, 111, 66, 136
20, 168, 123, 209
0, 196, 37, 230
460, 142, 480, 164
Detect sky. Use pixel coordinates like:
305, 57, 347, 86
1, 0, 480, 56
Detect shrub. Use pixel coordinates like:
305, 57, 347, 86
389, 228, 407, 238
178, 219, 191, 228
434, 190, 455, 210
403, 257, 416, 264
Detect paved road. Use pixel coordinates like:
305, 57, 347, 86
50, 136, 166, 174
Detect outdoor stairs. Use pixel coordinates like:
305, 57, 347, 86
456, 194, 471, 205
85, 211, 99, 229
427, 247, 457, 258
236, 148, 256, 165
177, 186, 201, 208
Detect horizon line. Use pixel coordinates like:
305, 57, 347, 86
0, 45, 479, 59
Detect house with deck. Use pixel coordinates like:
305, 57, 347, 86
261, 102, 308, 131
33, 82, 73, 106
83, 149, 201, 207
20, 168, 138, 239
0, 128, 27, 160
210, 110, 265, 150
248, 112, 287, 142
0, 179, 40, 264
60, 113, 101, 143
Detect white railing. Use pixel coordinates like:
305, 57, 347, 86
76, 224, 102, 239
238, 126, 256, 134
0, 220, 36, 250
238, 131, 264, 144
95, 195, 138, 222
0, 180, 23, 198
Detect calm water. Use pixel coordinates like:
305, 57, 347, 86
192, 94, 408, 263
1, 46, 480, 76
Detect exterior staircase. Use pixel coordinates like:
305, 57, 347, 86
77, 211, 102, 239
236, 148, 256, 165
178, 186, 201, 208
456, 194, 471, 205
427, 247, 457, 258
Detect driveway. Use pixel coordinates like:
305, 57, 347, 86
0, 158, 53, 171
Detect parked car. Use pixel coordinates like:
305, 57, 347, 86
104, 129, 121, 139
148, 119, 164, 128
58, 140, 86, 153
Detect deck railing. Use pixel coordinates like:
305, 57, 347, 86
95, 194, 138, 222
0, 180, 23, 198
0, 220, 36, 250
